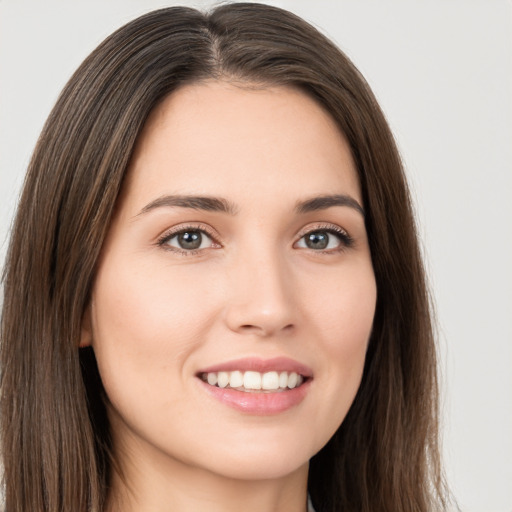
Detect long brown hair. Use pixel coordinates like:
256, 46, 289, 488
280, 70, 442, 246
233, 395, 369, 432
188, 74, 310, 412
1, 4, 449, 511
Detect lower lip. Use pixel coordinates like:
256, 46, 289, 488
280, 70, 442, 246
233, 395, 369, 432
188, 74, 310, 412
198, 379, 311, 415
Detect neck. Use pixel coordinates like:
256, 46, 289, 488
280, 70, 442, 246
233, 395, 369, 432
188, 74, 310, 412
106, 440, 309, 512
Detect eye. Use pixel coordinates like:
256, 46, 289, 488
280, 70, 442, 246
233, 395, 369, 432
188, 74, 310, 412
295, 227, 353, 252
158, 227, 217, 253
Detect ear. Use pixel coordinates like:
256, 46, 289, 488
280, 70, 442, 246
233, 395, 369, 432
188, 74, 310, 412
79, 304, 93, 347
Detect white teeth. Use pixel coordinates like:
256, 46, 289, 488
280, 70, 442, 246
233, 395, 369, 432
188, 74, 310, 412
287, 372, 298, 389
229, 370, 243, 388
261, 371, 279, 390
202, 370, 306, 391
243, 371, 262, 390
217, 371, 229, 388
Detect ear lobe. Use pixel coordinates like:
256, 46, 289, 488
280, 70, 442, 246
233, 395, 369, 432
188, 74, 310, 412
79, 304, 93, 347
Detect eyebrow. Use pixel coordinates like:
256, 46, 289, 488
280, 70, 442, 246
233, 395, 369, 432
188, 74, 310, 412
136, 193, 364, 218
295, 194, 365, 217
137, 195, 238, 216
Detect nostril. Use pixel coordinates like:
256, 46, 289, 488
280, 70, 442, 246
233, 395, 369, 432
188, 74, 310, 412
223, 289, 297, 336
238, 323, 295, 336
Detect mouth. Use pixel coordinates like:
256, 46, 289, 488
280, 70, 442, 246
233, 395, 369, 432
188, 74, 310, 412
199, 370, 306, 393
196, 357, 312, 414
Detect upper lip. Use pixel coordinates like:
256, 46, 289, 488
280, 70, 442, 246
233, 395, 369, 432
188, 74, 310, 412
197, 356, 313, 378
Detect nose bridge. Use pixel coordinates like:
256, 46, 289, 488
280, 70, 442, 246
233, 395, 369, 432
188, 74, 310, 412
225, 239, 296, 336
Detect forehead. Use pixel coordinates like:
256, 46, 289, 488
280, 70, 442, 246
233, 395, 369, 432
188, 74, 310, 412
123, 81, 361, 211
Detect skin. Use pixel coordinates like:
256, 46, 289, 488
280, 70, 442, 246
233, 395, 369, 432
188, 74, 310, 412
81, 82, 377, 512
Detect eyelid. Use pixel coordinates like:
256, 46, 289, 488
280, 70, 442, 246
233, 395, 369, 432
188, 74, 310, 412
156, 223, 221, 254
294, 222, 354, 251
295, 222, 349, 238
155, 221, 353, 256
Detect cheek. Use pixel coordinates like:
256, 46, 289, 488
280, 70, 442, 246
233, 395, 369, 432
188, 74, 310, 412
302, 262, 376, 437
328, 273, 375, 376
306, 260, 376, 355
89, 257, 221, 404
93, 256, 217, 341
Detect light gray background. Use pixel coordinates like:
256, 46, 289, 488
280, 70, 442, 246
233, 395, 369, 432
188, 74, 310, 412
1, 1, 511, 511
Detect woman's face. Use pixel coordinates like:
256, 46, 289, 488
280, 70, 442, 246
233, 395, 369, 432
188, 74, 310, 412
84, 82, 376, 481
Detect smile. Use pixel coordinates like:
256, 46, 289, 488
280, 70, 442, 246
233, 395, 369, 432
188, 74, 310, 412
200, 370, 305, 392
197, 357, 313, 414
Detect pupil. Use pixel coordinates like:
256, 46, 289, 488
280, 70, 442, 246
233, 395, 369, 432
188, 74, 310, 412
306, 232, 328, 250
178, 231, 202, 250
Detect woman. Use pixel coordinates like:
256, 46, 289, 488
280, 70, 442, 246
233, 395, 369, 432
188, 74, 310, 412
1, 3, 449, 511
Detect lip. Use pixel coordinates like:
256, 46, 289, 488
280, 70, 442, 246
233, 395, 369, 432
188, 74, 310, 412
196, 357, 313, 415
197, 356, 313, 377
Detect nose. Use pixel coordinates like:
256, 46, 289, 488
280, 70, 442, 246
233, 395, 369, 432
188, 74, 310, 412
224, 248, 297, 337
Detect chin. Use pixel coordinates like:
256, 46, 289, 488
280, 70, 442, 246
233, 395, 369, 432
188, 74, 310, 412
206, 453, 310, 482
192, 434, 317, 481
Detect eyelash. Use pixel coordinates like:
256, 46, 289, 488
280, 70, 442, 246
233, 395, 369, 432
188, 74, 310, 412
156, 223, 354, 256
296, 224, 354, 253
157, 223, 219, 256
